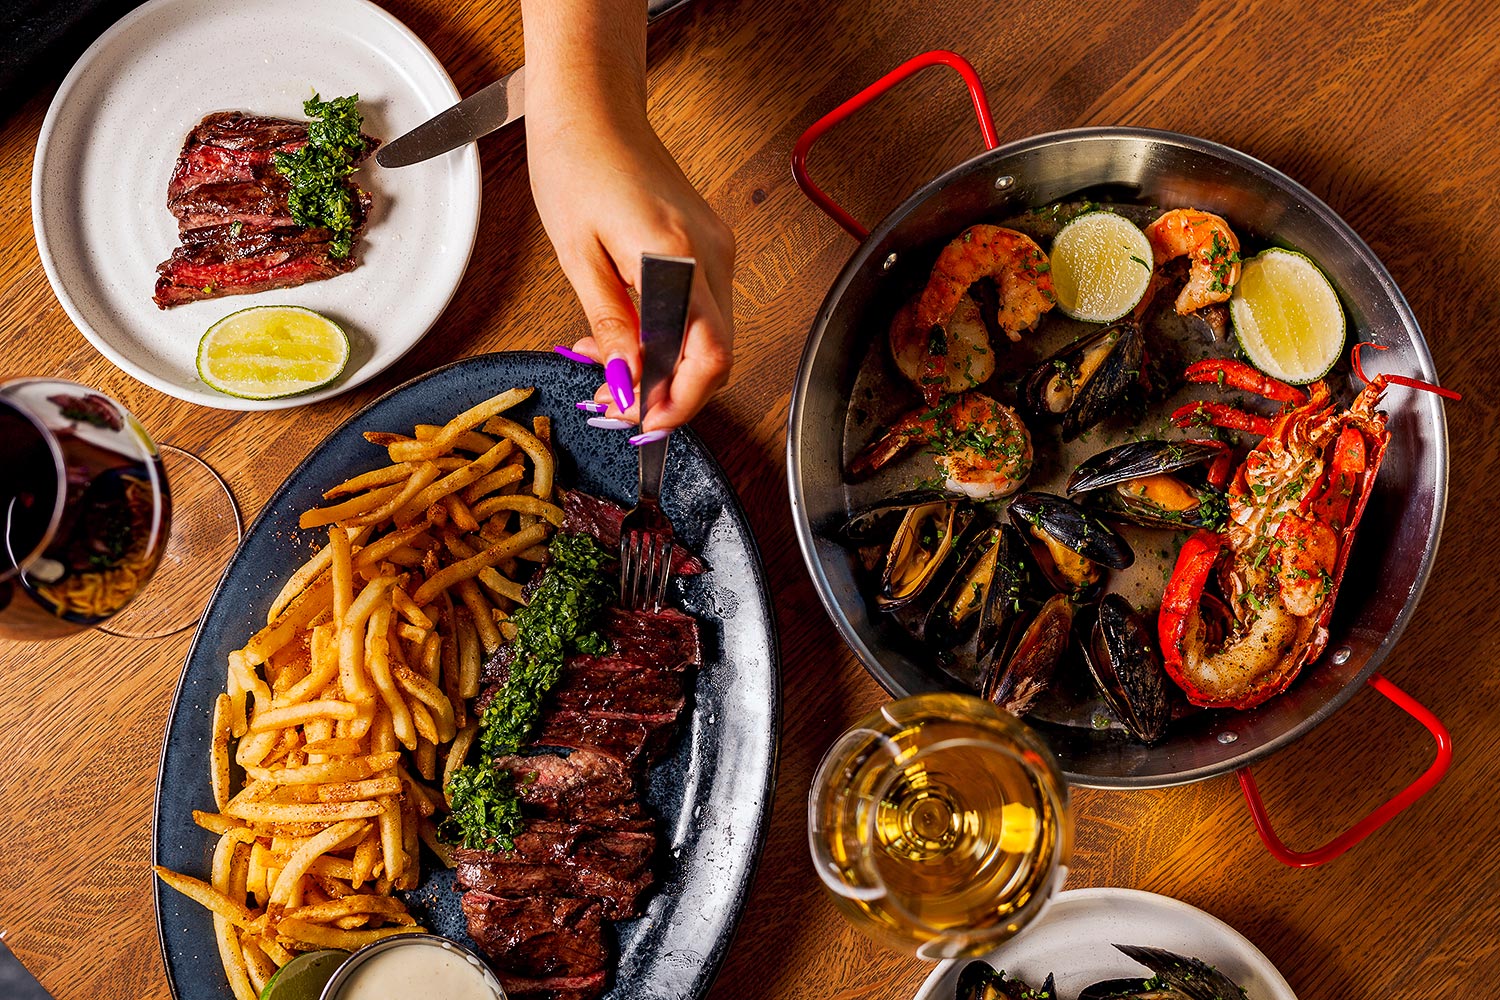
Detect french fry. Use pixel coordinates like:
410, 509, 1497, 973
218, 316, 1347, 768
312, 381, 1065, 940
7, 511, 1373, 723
301, 737, 366, 756
415, 424, 497, 453
268, 818, 370, 906
317, 775, 403, 802
225, 800, 385, 824
399, 792, 421, 890
211, 694, 233, 812
323, 462, 416, 499
249, 700, 359, 732
276, 917, 422, 952
154, 866, 255, 929
269, 526, 369, 624
415, 737, 437, 782
245, 751, 401, 785
353, 521, 434, 570
298, 483, 404, 530
393, 663, 456, 743
411, 522, 549, 605
442, 723, 478, 804
391, 587, 433, 630
456, 612, 482, 700
351, 462, 442, 527
461, 464, 525, 504
289, 894, 418, 925
242, 577, 334, 666
409, 700, 439, 745
442, 494, 480, 532
392, 439, 519, 527
482, 415, 554, 499
242, 937, 278, 995
193, 810, 245, 835
330, 524, 354, 623
377, 795, 404, 885
470, 494, 565, 526
384, 388, 532, 463
352, 829, 379, 889
259, 936, 295, 968
339, 576, 396, 700
278, 623, 339, 706
366, 604, 416, 750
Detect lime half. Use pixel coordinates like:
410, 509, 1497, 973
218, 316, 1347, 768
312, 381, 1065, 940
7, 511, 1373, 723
197, 305, 350, 400
259, 949, 349, 1000
1049, 211, 1154, 322
1230, 249, 1346, 384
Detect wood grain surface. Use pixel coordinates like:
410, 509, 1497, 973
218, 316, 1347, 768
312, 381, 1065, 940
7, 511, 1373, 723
2, 0, 1498, 996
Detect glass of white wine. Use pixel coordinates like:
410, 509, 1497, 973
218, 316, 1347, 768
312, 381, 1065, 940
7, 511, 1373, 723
807, 692, 1071, 960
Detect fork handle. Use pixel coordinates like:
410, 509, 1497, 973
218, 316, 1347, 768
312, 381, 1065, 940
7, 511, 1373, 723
637, 432, 669, 502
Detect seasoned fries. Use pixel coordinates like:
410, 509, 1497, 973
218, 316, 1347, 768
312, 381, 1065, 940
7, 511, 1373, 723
155, 388, 561, 993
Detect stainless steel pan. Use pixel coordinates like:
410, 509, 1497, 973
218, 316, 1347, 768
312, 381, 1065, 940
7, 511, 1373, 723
785, 51, 1453, 863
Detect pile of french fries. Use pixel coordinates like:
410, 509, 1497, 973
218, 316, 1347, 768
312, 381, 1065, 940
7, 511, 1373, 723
155, 388, 568, 1000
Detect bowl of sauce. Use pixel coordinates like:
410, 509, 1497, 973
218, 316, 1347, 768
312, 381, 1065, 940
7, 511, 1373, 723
318, 933, 505, 1000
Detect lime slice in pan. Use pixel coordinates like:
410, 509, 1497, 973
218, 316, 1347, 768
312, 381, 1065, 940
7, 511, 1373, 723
1049, 211, 1155, 323
197, 305, 350, 400
1230, 248, 1346, 384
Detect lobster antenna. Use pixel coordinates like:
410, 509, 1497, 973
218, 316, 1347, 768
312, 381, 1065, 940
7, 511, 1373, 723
1351, 343, 1462, 400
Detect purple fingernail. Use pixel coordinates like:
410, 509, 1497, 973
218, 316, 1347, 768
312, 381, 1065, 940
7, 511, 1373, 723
604, 357, 635, 412
587, 417, 635, 430
553, 345, 598, 365
575, 401, 608, 414
629, 429, 671, 446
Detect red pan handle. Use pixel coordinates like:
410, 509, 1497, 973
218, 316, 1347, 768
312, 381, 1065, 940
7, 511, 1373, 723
1236, 672, 1452, 867
791, 50, 999, 240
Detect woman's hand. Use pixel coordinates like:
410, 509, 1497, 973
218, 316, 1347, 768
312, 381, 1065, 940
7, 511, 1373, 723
522, 0, 734, 435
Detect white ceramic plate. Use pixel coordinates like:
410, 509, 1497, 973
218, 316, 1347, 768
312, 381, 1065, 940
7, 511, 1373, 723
914, 888, 1298, 999
31, 0, 481, 410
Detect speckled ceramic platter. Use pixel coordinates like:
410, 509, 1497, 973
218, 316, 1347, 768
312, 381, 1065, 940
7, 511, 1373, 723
153, 352, 781, 999
31, 0, 481, 410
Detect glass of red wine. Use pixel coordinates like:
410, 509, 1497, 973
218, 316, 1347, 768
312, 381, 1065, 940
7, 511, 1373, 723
0, 378, 238, 641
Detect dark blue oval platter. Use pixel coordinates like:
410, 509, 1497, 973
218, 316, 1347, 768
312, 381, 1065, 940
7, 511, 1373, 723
152, 351, 781, 1000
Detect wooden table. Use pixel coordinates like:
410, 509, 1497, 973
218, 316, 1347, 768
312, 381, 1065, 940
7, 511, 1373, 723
2, 0, 1497, 995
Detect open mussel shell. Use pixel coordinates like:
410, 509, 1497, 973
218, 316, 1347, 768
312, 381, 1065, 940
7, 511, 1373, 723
1022, 322, 1144, 441
1067, 440, 1229, 531
1083, 594, 1171, 744
876, 499, 976, 611
840, 489, 964, 541
1076, 980, 1179, 1000
984, 592, 1074, 716
956, 963, 1053, 1000
926, 522, 1035, 685
1008, 492, 1133, 601
1113, 944, 1249, 1000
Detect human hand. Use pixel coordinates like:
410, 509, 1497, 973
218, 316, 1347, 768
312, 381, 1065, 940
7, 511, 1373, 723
529, 111, 735, 435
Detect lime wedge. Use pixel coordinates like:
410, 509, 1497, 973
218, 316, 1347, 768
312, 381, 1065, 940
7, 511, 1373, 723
197, 305, 350, 400
260, 949, 348, 1000
1049, 211, 1154, 322
1230, 249, 1346, 384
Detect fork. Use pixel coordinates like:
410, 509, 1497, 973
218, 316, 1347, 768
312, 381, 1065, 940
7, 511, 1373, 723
619, 253, 695, 611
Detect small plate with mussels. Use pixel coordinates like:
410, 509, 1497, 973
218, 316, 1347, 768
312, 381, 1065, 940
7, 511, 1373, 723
914, 888, 1298, 1000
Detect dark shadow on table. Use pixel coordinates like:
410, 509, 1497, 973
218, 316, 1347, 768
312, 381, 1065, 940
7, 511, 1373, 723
0, 0, 150, 122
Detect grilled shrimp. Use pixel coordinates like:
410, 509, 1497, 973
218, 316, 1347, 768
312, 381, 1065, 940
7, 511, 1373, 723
848, 391, 1034, 500
1145, 209, 1242, 315
888, 291, 995, 399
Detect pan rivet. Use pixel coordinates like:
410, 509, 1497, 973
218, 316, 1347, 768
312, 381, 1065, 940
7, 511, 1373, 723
882, 253, 898, 271
1217, 731, 1238, 744
995, 175, 1014, 190
1332, 646, 1351, 664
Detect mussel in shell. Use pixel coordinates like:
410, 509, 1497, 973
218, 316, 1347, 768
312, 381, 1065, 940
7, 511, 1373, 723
1083, 595, 1172, 744
841, 491, 975, 612
956, 962, 1056, 1000
1107, 945, 1249, 1000
1008, 492, 1134, 601
923, 522, 1034, 687
1067, 440, 1230, 532
1022, 322, 1144, 441
983, 593, 1074, 716
1076, 981, 1179, 1000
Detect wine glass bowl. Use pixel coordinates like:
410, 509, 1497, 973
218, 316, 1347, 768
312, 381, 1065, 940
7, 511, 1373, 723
0, 378, 169, 640
808, 693, 1071, 960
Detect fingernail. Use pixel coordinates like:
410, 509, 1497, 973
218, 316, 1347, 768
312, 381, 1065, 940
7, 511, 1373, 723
629, 429, 671, 446
553, 345, 597, 365
587, 417, 635, 430
604, 357, 635, 412
575, 401, 608, 414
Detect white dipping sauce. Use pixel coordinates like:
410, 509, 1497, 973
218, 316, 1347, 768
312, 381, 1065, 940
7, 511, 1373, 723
334, 940, 503, 1000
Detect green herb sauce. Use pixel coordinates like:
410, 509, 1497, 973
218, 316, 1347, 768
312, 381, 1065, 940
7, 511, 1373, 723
273, 93, 368, 260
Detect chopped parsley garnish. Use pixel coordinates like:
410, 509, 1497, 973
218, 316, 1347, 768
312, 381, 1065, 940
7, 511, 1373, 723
440, 532, 614, 850
273, 93, 368, 259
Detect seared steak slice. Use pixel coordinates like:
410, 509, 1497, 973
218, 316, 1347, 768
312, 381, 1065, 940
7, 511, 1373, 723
549, 659, 687, 717
460, 890, 607, 979
597, 608, 702, 672
493, 751, 643, 826
531, 707, 682, 767
560, 490, 704, 575
456, 859, 653, 921
495, 970, 608, 1000
167, 143, 295, 203
169, 175, 296, 231
455, 820, 657, 920
181, 111, 312, 152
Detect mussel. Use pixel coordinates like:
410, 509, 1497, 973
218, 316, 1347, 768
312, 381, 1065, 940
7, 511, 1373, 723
956, 962, 1056, 1000
1067, 440, 1230, 532
1082, 595, 1171, 744
1088, 945, 1249, 1000
984, 592, 1074, 716
924, 522, 1035, 687
842, 491, 975, 612
1022, 322, 1144, 441
1008, 492, 1134, 601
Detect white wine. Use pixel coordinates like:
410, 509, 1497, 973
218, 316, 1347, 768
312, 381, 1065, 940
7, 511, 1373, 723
809, 693, 1069, 959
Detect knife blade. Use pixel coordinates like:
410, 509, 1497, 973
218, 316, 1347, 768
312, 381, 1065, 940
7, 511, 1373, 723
376, 0, 694, 169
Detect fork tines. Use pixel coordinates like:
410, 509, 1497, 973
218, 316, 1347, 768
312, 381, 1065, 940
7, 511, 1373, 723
620, 530, 674, 611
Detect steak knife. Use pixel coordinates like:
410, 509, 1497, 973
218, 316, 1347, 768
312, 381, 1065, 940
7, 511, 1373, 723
377, 0, 694, 168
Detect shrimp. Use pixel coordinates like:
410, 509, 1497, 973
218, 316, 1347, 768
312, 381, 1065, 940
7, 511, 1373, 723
888, 291, 995, 399
907, 225, 1055, 404
1144, 209, 1242, 315
848, 391, 1034, 500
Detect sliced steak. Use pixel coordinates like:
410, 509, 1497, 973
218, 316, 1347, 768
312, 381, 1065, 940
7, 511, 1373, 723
560, 490, 704, 575
461, 890, 607, 979
456, 859, 653, 920
495, 970, 608, 1000
549, 659, 687, 717
167, 143, 296, 203
530, 707, 682, 767
493, 751, 643, 826
169, 175, 296, 230
180, 111, 312, 152
597, 607, 702, 672
455, 819, 657, 920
